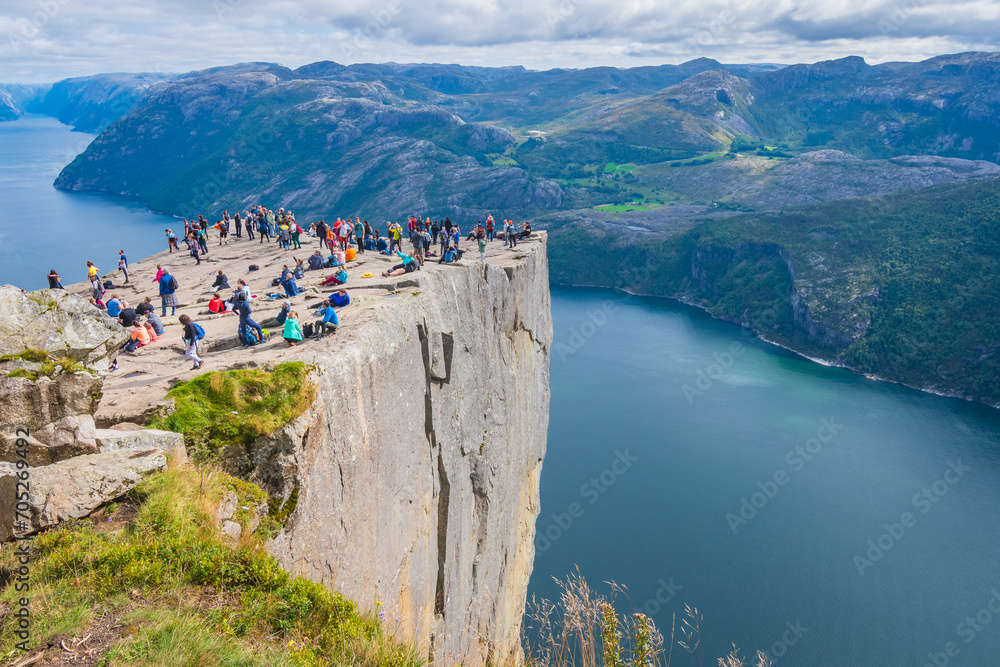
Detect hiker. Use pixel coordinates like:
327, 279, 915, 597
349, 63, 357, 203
486, 215, 495, 241
212, 270, 230, 290
280, 265, 299, 297
118, 250, 129, 284
123, 321, 150, 352
330, 289, 350, 308
355, 219, 366, 253
136, 296, 155, 318
234, 279, 251, 302
188, 233, 201, 264
439, 243, 463, 264
166, 229, 178, 253
208, 292, 228, 313
214, 218, 230, 245
505, 220, 517, 248
316, 220, 327, 250
86, 261, 99, 284
478, 234, 487, 262
117, 302, 138, 328
258, 214, 270, 243
47, 269, 64, 289
382, 250, 418, 277
314, 299, 338, 338
283, 310, 303, 347
179, 314, 203, 369
321, 267, 348, 286
197, 227, 209, 254
291, 221, 302, 249
233, 292, 264, 348
259, 300, 291, 328
159, 269, 178, 316
106, 294, 123, 318
144, 321, 160, 342
244, 211, 254, 240
307, 250, 324, 271
145, 310, 164, 336
234, 211, 243, 238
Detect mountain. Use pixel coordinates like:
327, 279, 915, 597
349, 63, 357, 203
543, 176, 1000, 405
50, 52, 1000, 403
26, 72, 174, 132
0, 83, 47, 121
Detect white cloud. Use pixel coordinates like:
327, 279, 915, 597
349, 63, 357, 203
0, 0, 998, 82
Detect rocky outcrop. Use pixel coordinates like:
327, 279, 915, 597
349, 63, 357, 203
266, 235, 551, 665
0, 286, 127, 369
0, 448, 168, 541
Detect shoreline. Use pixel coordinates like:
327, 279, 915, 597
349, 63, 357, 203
553, 280, 1000, 412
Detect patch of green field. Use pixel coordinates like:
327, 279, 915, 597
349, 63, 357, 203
595, 203, 655, 213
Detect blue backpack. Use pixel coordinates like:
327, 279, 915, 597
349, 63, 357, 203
192, 323, 206, 340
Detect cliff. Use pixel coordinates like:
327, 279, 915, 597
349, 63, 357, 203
66, 230, 552, 664
265, 238, 551, 664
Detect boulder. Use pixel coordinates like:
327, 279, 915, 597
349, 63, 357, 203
94, 428, 187, 464
0, 371, 103, 435
221, 520, 242, 545
217, 491, 238, 523
0, 414, 99, 466
0, 448, 167, 541
0, 285, 128, 369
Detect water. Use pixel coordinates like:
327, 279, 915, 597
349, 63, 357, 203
531, 286, 1000, 666
0, 114, 177, 290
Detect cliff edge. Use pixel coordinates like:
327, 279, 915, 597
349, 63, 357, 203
76, 231, 551, 664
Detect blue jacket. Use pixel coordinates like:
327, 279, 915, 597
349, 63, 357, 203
317, 306, 339, 325
159, 274, 175, 295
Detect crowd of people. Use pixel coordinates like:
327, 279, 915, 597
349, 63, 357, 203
56, 205, 533, 372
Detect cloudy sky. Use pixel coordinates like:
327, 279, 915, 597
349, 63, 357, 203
2, 0, 999, 82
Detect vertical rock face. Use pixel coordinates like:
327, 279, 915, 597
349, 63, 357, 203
267, 236, 552, 665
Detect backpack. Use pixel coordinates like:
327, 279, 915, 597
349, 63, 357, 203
271, 277, 281, 287
103, 279, 114, 290
192, 323, 205, 340
248, 264, 259, 272
167, 275, 179, 292
302, 322, 314, 338
245, 327, 259, 346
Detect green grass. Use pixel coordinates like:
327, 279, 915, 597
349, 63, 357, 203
150, 362, 316, 453
594, 203, 655, 213
0, 467, 421, 667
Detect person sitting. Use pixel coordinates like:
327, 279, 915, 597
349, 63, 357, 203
260, 300, 291, 328
293, 259, 306, 279
106, 294, 123, 318
136, 296, 155, 318
144, 322, 160, 342
314, 299, 339, 338
123, 321, 151, 352
212, 270, 230, 290
118, 303, 138, 327
146, 311, 164, 336
280, 265, 299, 297
47, 269, 64, 289
330, 289, 350, 308
376, 236, 389, 253
208, 292, 228, 313
322, 268, 348, 287
438, 244, 463, 264
383, 251, 418, 277
307, 251, 324, 271
283, 310, 303, 347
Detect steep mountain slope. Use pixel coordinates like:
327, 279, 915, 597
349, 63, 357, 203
0, 83, 46, 121
56, 64, 562, 220
27, 72, 174, 132
544, 177, 1000, 405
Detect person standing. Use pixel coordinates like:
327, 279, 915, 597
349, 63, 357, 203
355, 218, 365, 253
478, 234, 487, 262
159, 269, 178, 316
165, 229, 178, 253
179, 314, 203, 369
118, 250, 129, 284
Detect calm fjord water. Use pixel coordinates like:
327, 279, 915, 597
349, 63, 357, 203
531, 286, 1000, 666
0, 115, 175, 290
6, 113, 1000, 666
